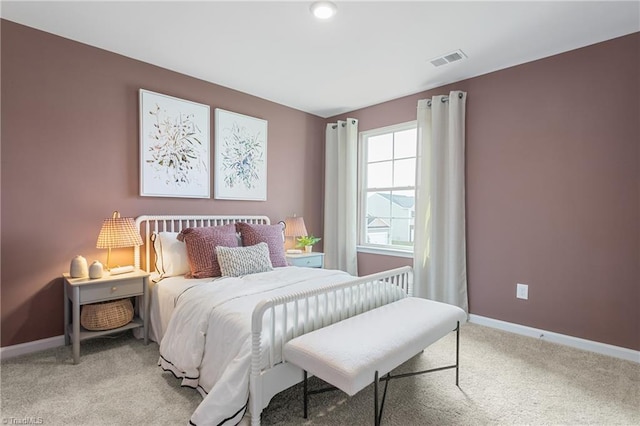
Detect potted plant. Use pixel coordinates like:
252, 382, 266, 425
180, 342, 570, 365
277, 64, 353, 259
296, 235, 321, 253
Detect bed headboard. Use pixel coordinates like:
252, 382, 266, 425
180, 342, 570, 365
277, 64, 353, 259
134, 214, 271, 273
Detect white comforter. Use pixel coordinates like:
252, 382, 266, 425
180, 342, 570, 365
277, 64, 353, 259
158, 267, 353, 426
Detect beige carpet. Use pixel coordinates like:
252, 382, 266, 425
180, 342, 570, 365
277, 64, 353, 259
1, 323, 638, 425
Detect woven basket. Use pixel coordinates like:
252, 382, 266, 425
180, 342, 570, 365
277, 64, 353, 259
81, 298, 134, 331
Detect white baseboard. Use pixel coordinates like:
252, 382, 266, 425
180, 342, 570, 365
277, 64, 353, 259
2, 318, 639, 364
468, 314, 639, 364
0, 335, 65, 360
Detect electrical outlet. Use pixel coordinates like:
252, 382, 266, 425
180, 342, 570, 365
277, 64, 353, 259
516, 283, 529, 300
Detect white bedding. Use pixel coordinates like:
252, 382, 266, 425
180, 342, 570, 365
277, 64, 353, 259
148, 273, 212, 344
156, 267, 354, 426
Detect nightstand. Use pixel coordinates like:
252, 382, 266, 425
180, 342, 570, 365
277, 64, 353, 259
63, 269, 149, 364
286, 252, 325, 268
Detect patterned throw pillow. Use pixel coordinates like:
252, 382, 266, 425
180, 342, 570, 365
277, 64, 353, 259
236, 222, 287, 267
216, 243, 273, 277
177, 224, 238, 278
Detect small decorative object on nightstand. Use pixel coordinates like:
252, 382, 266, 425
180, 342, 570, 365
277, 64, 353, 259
286, 252, 325, 268
296, 235, 321, 253
63, 269, 149, 364
69, 255, 89, 278
88, 260, 104, 279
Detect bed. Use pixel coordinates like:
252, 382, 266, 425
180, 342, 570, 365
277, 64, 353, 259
134, 215, 413, 426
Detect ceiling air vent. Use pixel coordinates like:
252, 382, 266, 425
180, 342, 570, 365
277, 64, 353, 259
429, 49, 467, 67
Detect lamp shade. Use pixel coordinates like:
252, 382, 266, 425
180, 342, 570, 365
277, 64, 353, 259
283, 216, 308, 238
96, 211, 143, 249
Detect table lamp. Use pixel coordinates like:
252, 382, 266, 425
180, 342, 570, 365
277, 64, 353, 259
283, 215, 308, 253
96, 211, 143, 272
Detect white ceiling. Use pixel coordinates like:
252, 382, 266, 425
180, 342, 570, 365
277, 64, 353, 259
2, 1, 639, 118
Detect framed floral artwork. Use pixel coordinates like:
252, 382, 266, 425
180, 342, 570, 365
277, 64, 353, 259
139, 89, 210, 198
214, 109, 268, 201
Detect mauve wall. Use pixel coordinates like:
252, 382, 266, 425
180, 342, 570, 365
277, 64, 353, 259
341, 33, 639, 351
1, 21, 326, 347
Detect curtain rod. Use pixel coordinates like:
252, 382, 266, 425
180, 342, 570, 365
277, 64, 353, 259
331, 119, 357, 129
426, 92, 464, 107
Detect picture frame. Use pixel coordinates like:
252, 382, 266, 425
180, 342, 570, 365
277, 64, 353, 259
214, 108, 268, 201
139, 89, 210, 198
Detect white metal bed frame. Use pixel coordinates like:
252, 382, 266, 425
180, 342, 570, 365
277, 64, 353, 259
133, 214, 413, 426
134, 214, 270, 272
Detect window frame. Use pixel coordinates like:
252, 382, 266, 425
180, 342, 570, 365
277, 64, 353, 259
357, 120, 417, 257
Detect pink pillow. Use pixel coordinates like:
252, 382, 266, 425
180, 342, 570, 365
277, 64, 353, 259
177, 224, 238, 278
236, 222, 287, 267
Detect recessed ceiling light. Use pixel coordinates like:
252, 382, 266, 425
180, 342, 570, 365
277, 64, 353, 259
310, 1, 337, 20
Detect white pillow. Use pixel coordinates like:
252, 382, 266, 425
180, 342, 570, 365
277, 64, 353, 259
216, 243, 273, 277
152, 232, 189, 277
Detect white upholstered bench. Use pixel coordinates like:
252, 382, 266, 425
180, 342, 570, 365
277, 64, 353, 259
283, 297, 467, 425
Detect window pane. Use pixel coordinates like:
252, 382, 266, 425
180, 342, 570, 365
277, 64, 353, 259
367, 161, 392, 188
389, 190, 415, 247
394, 129, 417, 159
389, 190, 415, 216
390, 218, 414, 247
367, 134, 393, 162
367, 230, 390, 245
393, 158, 415, 187
366, 191, 391, 219
365, 191, 391, 245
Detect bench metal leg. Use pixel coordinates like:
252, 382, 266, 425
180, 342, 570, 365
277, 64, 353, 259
374, 371, 379, 426
374, 371, 378, 426
303, 370, 308, 419
456, 322, 460, 387
377, 321, 461, 384
374, 371, 390, 426
302, 370, 340, 419
373, 321, 462, 425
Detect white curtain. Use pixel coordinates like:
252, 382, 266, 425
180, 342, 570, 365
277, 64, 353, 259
413, 92, 468, 312
324, 119, 358, 275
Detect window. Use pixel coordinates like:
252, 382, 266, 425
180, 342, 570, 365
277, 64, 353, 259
358, 121, 417, 255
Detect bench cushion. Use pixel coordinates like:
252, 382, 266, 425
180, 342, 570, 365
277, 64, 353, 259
283, 297, 466, 396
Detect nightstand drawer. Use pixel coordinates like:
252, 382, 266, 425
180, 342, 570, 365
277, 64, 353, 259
80, 279, 143, 304
288, 254, 324, 268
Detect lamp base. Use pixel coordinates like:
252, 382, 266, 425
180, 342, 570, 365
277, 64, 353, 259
109, 265, 135, 275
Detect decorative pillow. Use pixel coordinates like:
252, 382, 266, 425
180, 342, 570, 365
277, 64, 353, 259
216, 243, 273, 277
177, 224, 238, 278
152, 232, 190, 278
236, 222, 287, 267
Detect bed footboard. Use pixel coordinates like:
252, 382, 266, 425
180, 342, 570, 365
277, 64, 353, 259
249, 266, 413, 425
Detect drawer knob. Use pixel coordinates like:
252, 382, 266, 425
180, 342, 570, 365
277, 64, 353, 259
111, 287, 117, 292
